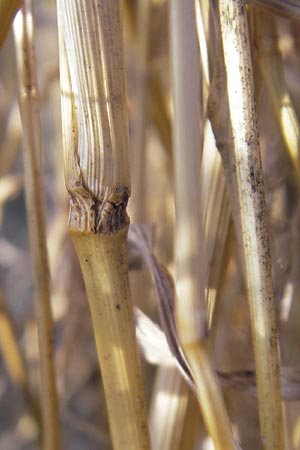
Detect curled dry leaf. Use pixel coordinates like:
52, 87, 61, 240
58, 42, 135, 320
131, 224, 300, 403
135, 308, 300, 402
128, 224, 195, 390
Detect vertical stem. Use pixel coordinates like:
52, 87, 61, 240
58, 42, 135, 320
218, 1, 285, 449
170, 1, 234, 449
13, 3, 61, 450
57, 2, 151, 449
71, 229, 150, 450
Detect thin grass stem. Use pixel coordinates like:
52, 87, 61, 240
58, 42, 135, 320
218, 1, 286, 448
170, 1, 234, 449
13, 3, 61, 449
57, 2, 151, 449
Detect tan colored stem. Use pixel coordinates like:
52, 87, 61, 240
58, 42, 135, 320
170, 1, 234, 449
13, 3, 61, 450
218, 1, 285, 449
71, 228, 150, 450
57, 1, 151, 449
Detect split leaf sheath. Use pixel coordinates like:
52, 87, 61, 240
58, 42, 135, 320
58, 0, 130, 234
57, 2, 151, 449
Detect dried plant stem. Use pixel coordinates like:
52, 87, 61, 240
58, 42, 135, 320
170, 1, 234, 449
71, 230, 150, 450
13, 3, 61, 450
218, 1, 285, 449
57, 2, 150, 449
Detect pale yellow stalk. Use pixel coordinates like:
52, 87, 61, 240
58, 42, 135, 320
57, 2, 150, 449
70, 230, 150, 450
13, 3, 61, 450
170, 1, 234, 449
218, 1, 285, 449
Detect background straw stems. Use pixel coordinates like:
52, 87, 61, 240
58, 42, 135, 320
170, 1, 234, 449
13, 2, 61, 450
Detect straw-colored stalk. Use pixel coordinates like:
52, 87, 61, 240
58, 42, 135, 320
251, 7, 300, 181
57, 2, 150, 449
13, 3, 61, 450
218, 1, 285, 449
170, 1, 234, 449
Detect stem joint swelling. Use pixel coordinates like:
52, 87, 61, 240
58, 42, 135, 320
69, 179, 130, 234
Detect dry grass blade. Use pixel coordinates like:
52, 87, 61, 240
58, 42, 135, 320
13, 2, 61, 450
129, 226, 198, 450
136, 307, 300, 402
57, 1, 150, 449
218, 0, 285, 448
129, 225, 193, 385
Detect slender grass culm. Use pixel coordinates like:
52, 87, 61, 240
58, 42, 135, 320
56, 2, 151, 450
13, 2, 61, 450
218, 1, 285, 449
170, 1, 234, 449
